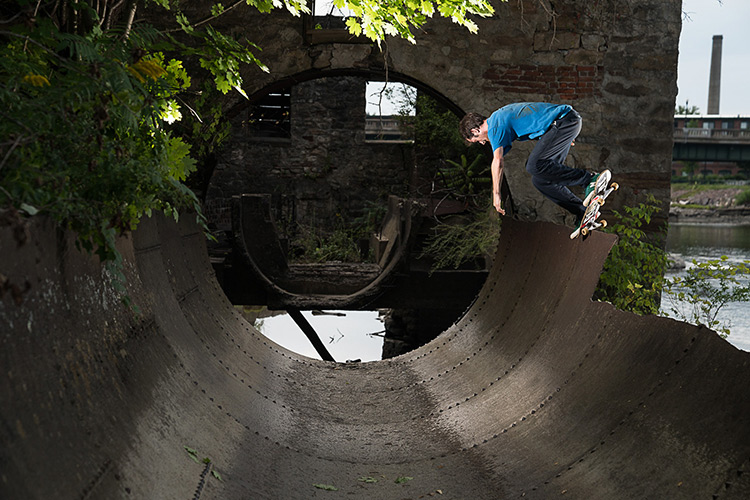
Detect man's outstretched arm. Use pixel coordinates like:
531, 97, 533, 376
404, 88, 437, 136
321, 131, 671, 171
491, 146, 505, 215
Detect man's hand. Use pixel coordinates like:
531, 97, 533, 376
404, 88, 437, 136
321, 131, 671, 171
493, 192, 505, 215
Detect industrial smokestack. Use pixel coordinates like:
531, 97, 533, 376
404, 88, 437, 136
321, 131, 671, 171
707, 34, 722, 115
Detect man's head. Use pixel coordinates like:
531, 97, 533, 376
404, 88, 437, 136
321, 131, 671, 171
459, 112, 488, 144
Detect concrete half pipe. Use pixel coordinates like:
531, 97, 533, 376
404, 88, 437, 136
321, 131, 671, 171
1, 214, 749, 499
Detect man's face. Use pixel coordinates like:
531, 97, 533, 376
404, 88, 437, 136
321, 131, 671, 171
467, 128, 488, 145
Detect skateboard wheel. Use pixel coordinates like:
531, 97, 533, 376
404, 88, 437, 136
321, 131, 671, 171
581, 227, 589, 236
600, 219, 607, 228
611, 182, 619, 190
597, 197, 605, 206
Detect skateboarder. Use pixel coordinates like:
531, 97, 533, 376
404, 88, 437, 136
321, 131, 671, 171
458, 102, 606, 224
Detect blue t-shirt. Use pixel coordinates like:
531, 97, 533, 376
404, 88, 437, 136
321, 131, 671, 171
486, 102, 572, 156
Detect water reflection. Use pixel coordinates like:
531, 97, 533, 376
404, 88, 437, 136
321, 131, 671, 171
666, 223, 750, 259
256, 309, 385, 362
663, 223, 750, 351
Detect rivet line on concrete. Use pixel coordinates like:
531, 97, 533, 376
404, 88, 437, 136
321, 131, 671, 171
186, 340, 297, 409
413, 337, 545, 420
406, 277, 511, 364
442, 318, 612, 463
406, 239, 541, 364
77, 458, 112, 500
405, 234, 533, 361
519, 330, 700, 495
180, 277, 319, 371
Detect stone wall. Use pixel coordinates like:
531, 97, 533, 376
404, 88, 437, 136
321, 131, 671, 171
205, 76, 414, 236
199, 0, 681, 234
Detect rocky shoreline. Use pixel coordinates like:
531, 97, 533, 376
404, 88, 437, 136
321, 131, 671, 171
670, 185, 750, 224
669, 206, 750, 225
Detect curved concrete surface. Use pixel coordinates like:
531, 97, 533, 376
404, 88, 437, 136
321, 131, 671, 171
2, 213, 750, 499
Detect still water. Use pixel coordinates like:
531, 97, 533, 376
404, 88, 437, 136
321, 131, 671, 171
258, 310, 385, 362
662, 223, 750, 352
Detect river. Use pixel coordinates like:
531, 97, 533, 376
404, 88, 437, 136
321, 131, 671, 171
662, 223, 750, 352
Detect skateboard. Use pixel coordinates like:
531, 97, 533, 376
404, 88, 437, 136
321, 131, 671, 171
570, 170, 618, 240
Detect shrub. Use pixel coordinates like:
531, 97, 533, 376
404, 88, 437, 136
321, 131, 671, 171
663, 257, 750, 337
420, 207, 501, 273
595, 195, 668, 315
735, 189, 750, 206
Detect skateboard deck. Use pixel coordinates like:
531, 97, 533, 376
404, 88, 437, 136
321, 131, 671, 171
570, 170, 618, 240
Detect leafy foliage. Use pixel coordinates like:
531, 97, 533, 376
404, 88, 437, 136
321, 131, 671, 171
594, 195, 749, 337
0, 25, 202, 270
385, 88, 476, 163
192, 26, 268, 97
184, 446, 223, 482
383, 85, 495, 273
438, 154, 490, 203
735, 189, 750, 206
675, 102, 700, 115
595, 195, 668, 315
293, 221, 364, 263
663, 257, 750, 337
341, 0, 495, 43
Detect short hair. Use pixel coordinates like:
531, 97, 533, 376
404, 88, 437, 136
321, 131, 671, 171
458, 112, 486, 140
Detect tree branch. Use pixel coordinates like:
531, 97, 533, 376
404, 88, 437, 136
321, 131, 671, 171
164, 0, 247, 34
120, 0, 137, 40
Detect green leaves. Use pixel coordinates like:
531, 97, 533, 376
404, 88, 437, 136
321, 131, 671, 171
0, 16, 203, 299
595, 195, 749, 337
185, 446, 224, 482
184, 446, 201, 463
338, 0, 496, 44
175, 12, 194, 34
596, 195, 668, 315
311, 472, 420, 492
164, 135, 197, 181
195, 26, 268, 97
663, 257, 750, 337
1, 0, 495, 307
440, 154, 490, 200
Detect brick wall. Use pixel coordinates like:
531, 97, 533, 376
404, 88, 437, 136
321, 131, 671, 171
483, 65, 602, 100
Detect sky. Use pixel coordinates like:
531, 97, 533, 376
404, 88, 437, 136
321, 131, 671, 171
676, 0, 750, 116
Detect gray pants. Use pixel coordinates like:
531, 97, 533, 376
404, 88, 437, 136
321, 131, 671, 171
525, 110, 592, 218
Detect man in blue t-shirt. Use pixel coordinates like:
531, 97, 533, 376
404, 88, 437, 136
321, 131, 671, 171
458, 102, 604, 223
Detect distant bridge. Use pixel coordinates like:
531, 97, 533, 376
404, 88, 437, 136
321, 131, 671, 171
673, 126, 750, 162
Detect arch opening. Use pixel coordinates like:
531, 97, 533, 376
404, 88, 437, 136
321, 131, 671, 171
206, 70, 500, 361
